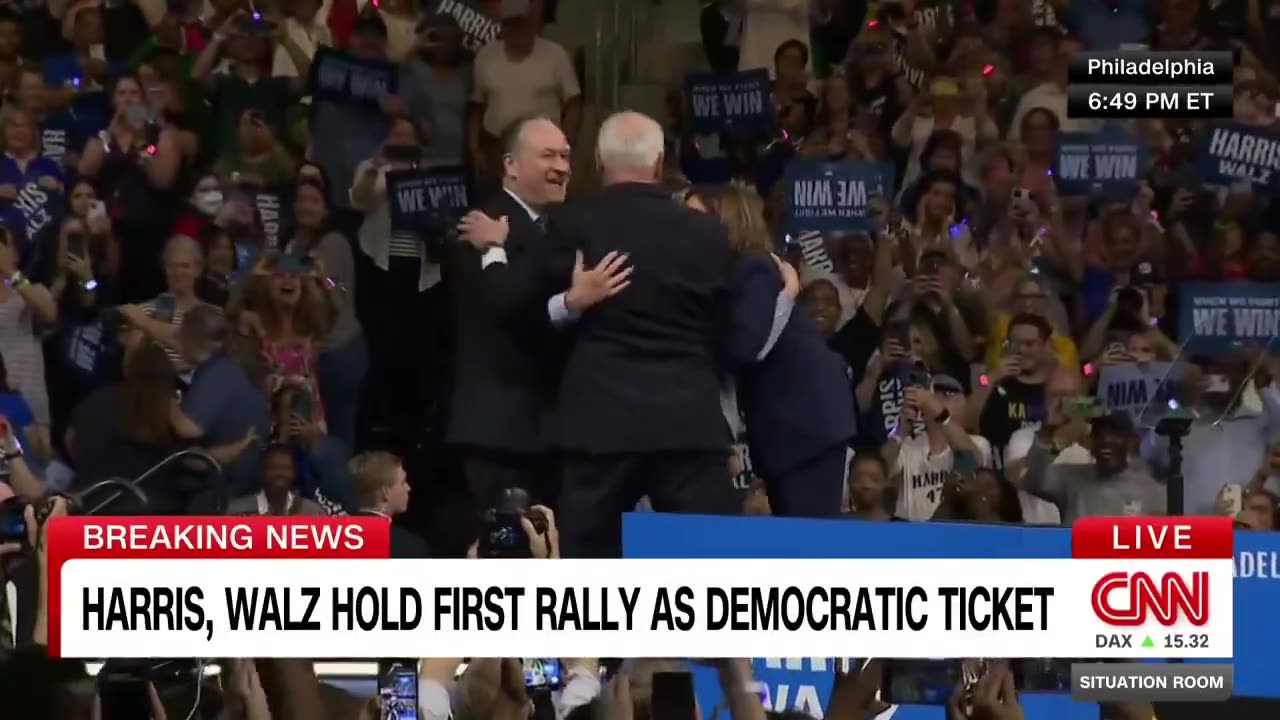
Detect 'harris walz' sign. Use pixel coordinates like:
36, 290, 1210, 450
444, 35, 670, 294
308, 47, 399, 111
782, 160, 893, 234
15, 181, 59, 241
430, 0, 500, 53
385, 167, 470, 234
1194, 122, 1280, 190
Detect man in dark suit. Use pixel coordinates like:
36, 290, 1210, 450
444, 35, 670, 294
451, 115, 632, 513
349, 451, 427, 558
547, 111, 741, 557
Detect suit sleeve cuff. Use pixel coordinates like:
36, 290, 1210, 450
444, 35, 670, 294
548, 291, 581, 328
480, 247, 509, 268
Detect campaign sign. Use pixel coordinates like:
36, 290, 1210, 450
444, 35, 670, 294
684, 69, 772, 134
1096, 362, 1188, 427
1178, 282, 1280, 355
1194, 123, 1280, 190
782, 160, 893, 234
624, 513, 1280, 714
1053, 129, 1145, 197
429, 0, 500, 53
308, 48, 398, 110
255, 191, 283, 249
14, 181, 62, 262
385, 166, 470, 233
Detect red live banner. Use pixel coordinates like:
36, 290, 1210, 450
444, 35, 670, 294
1071, 516, 1234, 559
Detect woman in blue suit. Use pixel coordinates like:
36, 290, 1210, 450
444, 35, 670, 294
684, 185, 857, 517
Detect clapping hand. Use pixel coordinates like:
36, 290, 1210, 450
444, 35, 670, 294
457, 211, 510, 249
565, 250, 632, 312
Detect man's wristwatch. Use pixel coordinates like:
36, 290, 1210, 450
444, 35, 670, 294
7, 271, 30, 291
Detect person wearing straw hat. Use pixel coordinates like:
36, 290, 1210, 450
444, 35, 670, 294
891, 75, 996, 191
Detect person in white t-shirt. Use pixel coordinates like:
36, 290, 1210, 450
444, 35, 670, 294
1003, 366, 1089, 525
886, 374, 991, 521
468, 0, 582, 190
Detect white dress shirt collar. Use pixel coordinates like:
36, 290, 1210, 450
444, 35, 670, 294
504, 187, 540, 222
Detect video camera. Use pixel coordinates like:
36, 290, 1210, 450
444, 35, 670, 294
479, 488, 549, 559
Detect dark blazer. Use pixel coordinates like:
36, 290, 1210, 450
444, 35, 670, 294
446, 190, 569, 454
352, 510, 430, 559
553, 182, 733, 453
728, 254, 856, 476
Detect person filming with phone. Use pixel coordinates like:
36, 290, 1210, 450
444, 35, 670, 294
45, 206, 119, 456
77, 74, 182, 302
400, 13, 468, 168
349, 117, 445, 443
887, 374, 989, 521
970, 313, 1052, 471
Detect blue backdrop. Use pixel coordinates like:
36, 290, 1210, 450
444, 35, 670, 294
623, 514, 1278, 719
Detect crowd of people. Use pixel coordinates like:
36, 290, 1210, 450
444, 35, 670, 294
0, 0, 1276, 716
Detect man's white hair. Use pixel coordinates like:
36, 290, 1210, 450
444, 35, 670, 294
596, 111, 664, 171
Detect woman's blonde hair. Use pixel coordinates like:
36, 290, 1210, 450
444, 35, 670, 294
240, 272, 336, 342
693, 183, 773, 255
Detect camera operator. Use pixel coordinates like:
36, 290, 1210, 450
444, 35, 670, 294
468, 489, 560, 561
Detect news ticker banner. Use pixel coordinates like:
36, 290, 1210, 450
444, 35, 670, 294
46, 517, 1231, 662
624, 513, 1280, 715
1065, 50, 1232, 119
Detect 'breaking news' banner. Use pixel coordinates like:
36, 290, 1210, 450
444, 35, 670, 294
1177, 282, 1280, 355
1096, 362, 1188, 427
1053, 129, 1145, 197
1194, 122, 1280, 191
782, 160, 894, 234
47, 516, 1232, 662
683, 69, 772, 134
429, 0, 499, 53
308, 47, 399, 112
385, 166, 470, 234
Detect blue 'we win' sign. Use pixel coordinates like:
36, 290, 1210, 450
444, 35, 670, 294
309, 47, 399, 111
1096, 362, 1189, 428
1194, 122, 1280, 190
1052, 129, 1145, 196
782, 160, 894, 234
1178, 282, 1280, 355
385, 167, 470, 233
683, 69, 772, 134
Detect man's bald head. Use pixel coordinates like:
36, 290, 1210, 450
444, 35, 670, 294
502, 115, 571, 205
596, 111, 664, 184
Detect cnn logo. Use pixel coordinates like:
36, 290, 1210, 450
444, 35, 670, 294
1090, 571, 1209, 627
